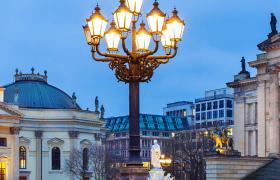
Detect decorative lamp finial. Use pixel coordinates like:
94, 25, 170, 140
44, 70, 47, 76
15, 69, 19, 75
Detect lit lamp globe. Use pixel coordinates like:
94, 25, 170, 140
166, 8, 185, 42
113, 0, 133, 32
147, 0, 166, 35
136, 22, 152, 52
125, 0, 143, 16
161, 24, 175, 49
86, 5, 108, 39
105, 21, 121, 52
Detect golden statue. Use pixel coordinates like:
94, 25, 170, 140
210, 128, 233, 151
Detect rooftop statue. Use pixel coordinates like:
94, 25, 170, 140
100, 105, 105, 119
241, 57, 246, 72
270, 13, 278, 37
95, 96, 99, 113
210, 128, 233, 151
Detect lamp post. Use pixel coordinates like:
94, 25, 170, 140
83, 0, 185, 177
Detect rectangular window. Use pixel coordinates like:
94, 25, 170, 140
0, 138, 7, 147
207, 111, 212, 119
196, 113, 200, 121
219, 100, 224, 108
152, 132, 159, 136
207, 102, 212, 110
207, 121, 212, 127
213, 111, 218, 119
213, 101, 218, 109
226, 100, 233, 108
201, 112, 206, 120
219, 110, 224, 118
196, 104, 201, 112
227, 110, 233, 117
196, 123, 200, 129
201, 103, 206, 111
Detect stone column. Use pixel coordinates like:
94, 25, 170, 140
68, 131, 79, 180
269, 72, 280, 155
10, 127, 20, 180
35, 131, 43, 180
245, 131, 250, 155
252, 130, 257, 156
257, 81, 266, 157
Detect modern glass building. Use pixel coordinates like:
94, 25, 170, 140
105, 114, 189, 165
163, 101, 194, 126
194, 88, 234, 129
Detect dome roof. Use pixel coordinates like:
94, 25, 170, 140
3, 70, 80, 109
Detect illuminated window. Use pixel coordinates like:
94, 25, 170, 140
19, 146, 27, 169
0, 162, 6, 180
52, 147, 60, 170
83, 148, 89, 170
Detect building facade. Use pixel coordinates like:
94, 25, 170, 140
105, 114, 188, 167
163, 101, 194, 126
227, 30, 280, 157
0, 70, 105, 180
194, 88, 234, 130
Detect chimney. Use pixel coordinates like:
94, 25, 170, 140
0, 88, 5, 102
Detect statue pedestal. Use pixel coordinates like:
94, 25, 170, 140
149, 168, 165, 180
118, 165, 149, 180
206, 149, 241, 157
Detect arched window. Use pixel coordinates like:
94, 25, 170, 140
52, 147, 60, 170
19, 146, 26, 169
83, 148, 89, 170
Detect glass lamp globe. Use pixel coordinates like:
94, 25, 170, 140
136, 22, 152, 52
113, 0, 133, 32
166, 8, 185, 41
105, 21, 121, 51
86, 4, 108, 38
147, 1, 166, 35
125, 0, 143, 16
160, 25, 175, 48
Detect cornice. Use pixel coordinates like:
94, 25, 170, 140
227, 77, 257, 88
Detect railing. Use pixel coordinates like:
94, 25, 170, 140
257, 53, 267, 60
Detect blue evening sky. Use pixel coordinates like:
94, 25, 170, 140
0, 0, 279, 117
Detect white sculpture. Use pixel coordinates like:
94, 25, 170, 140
151, 140, 161, 168
149, 140, 174, 180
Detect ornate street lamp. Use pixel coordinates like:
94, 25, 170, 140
83, 0, 185, 176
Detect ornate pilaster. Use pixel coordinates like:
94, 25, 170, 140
10, 127, 20, 179
68, 131, 79, 180
268, 70, 280, 156
35, 130, 43, 180
257, 80, 266, 157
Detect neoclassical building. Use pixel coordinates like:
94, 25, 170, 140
0, 70, 105, 180
227, 24, 280, 157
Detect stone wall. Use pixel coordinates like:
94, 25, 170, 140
206, 156, 271, 180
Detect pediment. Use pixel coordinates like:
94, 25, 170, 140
19, 136, 31, 144
47, 138, 64, 146
0, 102, 23, 119
80, 139, 92, 148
